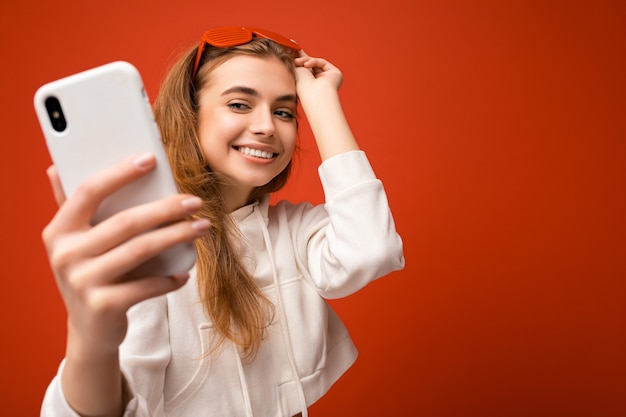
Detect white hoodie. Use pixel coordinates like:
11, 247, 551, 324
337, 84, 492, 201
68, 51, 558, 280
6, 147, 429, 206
41, 150, 405, 417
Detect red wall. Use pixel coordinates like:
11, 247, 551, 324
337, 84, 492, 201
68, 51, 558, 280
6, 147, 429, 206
1, 1, 625, 415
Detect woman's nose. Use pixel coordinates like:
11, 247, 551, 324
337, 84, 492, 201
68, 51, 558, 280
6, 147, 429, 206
249, 108, 276, 137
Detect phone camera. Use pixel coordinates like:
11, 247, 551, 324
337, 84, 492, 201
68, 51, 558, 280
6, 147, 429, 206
44, 96, 67, 132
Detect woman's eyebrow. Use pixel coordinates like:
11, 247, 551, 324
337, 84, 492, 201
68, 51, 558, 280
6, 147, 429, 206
221, 86, 258, 96
276, 94, 297, 104
221, 86, 297, 104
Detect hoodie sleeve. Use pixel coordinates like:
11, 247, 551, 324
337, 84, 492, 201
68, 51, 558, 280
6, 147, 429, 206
301, 150, 405, 299
40, 296, 169, 417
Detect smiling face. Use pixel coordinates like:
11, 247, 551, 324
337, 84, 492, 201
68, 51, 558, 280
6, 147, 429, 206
197, 55, 298, 211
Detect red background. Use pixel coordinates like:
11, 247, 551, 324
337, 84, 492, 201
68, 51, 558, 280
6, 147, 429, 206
1, 1, 625, 416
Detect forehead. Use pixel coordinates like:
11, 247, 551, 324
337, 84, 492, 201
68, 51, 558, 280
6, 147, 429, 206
205, 55, 296, 93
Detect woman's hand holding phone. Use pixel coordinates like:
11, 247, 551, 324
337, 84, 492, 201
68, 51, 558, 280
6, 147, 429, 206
34, 62, 207, 414
43, 153, 210, 352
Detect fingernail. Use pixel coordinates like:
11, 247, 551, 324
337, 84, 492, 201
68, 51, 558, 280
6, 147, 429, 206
133, 153, 155, 170
172, 272, 190, 281
192, 219, 211, 233
182, 196, 202, 212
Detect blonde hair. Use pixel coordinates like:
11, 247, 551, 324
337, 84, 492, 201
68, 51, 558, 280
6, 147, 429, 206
153, 38, 298, 358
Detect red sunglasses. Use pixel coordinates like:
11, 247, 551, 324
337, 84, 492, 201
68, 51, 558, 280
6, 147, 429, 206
191, 26, 302, 80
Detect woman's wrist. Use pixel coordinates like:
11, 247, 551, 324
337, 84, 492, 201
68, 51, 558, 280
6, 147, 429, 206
300, 89, 359, 160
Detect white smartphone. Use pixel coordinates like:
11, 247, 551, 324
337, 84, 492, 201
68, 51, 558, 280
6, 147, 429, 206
34, 61, 197, 278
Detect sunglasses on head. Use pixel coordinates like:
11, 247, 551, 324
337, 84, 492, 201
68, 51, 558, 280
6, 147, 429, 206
191, 26, 302, 81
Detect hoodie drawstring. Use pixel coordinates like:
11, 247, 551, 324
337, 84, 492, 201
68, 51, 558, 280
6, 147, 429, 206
233, 343, 255, 417
254, 206, 309, 417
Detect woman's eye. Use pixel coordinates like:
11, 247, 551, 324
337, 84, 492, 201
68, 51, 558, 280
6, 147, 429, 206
228, 102, 250, 111
274, 110, 295, 120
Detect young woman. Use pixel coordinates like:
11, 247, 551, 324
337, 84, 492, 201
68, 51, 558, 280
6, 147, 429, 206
41, 26, 404, 417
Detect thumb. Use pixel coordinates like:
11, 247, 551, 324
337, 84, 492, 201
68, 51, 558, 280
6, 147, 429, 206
47, 165, 67, 207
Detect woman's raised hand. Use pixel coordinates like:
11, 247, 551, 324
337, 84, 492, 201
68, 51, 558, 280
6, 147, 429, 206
293, 51, 359, 161
294, 50, 344, 97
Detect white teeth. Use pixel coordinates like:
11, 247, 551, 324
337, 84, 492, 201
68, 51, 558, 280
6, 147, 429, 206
237, 146, 275, 159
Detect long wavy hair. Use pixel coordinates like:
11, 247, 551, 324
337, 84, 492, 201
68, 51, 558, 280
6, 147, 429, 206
153, 38, 298, 358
